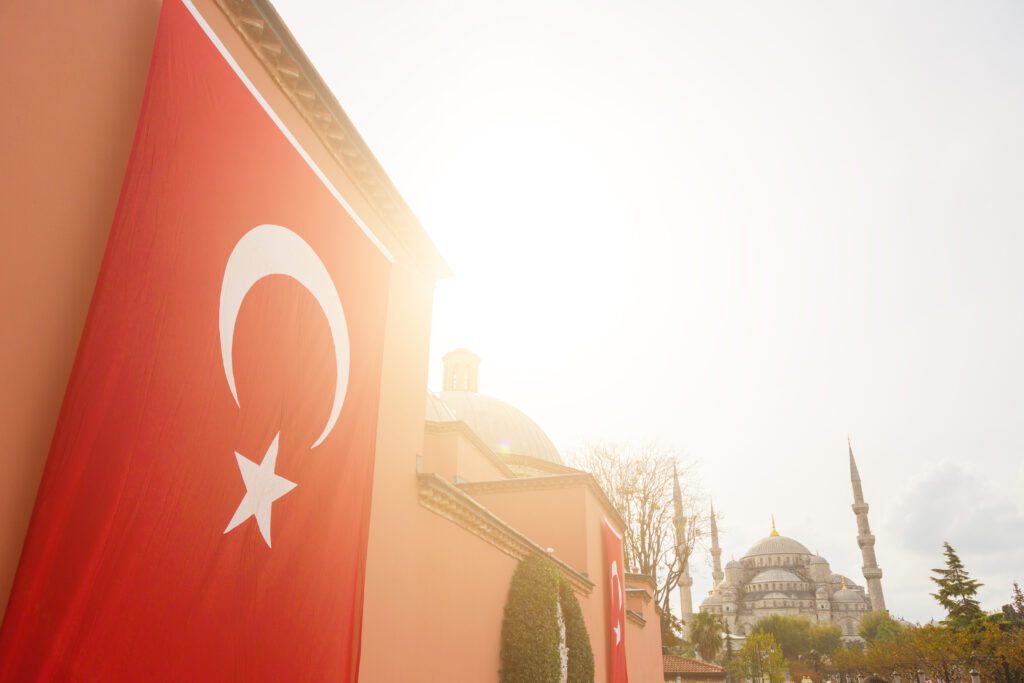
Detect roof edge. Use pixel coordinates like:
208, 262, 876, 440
458, 473, 627, 532
215, 0, 450, 278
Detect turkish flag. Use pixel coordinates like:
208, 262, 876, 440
603, 520, 629, 683
0, 0, 390, 680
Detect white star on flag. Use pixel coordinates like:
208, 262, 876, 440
224, 433, 297, 547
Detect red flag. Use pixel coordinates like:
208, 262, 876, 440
603, 520, 629, 683
0, 0, 390, 680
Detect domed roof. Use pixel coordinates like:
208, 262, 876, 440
744, 535, 812, 558
810, 555, 829, 565
749, 569, 802, 584
438, 391, 563, 464
833, 588, 865, 603
701, 593, 722, 606
762, 592, 789, 600
726, 559, 742, 569
425, 391, 457, 422
830, 574, 858, 587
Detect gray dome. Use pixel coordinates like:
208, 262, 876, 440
701, 593, 723, 606
438, 391, 563, 464
749, 569, 803, 584
833, 588, 865, 603
810, 555, 829, 565
744, 535, 812, 558
425, 391, 457, 422
726, 559, 742, 569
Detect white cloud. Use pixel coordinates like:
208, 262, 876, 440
885, 459, 1024, 621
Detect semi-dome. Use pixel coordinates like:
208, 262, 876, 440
726, 559, 742, 569
810, 555, 829, 565
762, 592, 789, 600
749, 569, 802, 584
744, 535, 812, 558
438, 391, 563, 465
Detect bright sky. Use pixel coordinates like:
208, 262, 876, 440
274, 0, 1024, 623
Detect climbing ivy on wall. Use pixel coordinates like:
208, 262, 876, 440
499, 554, 595, 683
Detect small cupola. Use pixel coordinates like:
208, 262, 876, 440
442, 348, 480, 392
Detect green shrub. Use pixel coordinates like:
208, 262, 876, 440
500, 555, 595, 682
559, 578, 595, 683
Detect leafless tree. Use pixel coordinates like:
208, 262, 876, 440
571, 441, 708, 620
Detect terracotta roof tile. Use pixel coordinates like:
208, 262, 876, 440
663, 655, 726, 675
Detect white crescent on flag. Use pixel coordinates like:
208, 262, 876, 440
219, 224, 351, 448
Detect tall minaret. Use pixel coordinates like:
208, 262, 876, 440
672, 463, 694, 621
709, 502, 724, 587
849, 438, 886, 612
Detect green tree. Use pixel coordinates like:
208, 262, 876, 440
1001, 582, 1024, 630
858, 611, 903, 643
557, 579, 595, 683
930, 542, 984, 630
689, 610, 725, 662
754, 615, 811, 659
500, 555, 561, 682
808, 623, 842, 671
728, 631, 786, 683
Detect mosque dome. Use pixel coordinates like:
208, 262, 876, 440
434, 349, 563, 465
425, 391, 457, 422
439, 391, 563, 464
762, 592, 789, 600
726, 559, 742, 569
833, 588, 864, 603
749, 569, 803, 585
744, 535, 812, 558
701, 593, 722, 607
810, 555, 829, 565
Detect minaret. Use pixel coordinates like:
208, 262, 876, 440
672, 463, 694, 621
709, 502, 723, 587
849, 438, 886, 612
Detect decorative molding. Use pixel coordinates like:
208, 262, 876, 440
417, 474, 593, 595
424, 420, 516, 478
626, 609, 646, 627
500, 453, 580, 476
626, 572, 658, 593
458, 473, 627, 531
213, 0, 448, 277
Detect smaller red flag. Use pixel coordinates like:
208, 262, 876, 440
603, 519, 629, 682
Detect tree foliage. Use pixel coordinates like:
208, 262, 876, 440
930, 542, 984, 630
754, 615, 810, 659
728, 631, 786, 683
500, 555, 595, 683
573, 441, 707, 624
690, 610, 725, 662
500, 555, 561, 682
1001, 582, 1024, 630
558, 579, 595, 683
858, 610, 904, 643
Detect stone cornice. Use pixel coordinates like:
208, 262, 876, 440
417, 473, 594, 595
457, 473, 627, 532
626, 609, 646, 627
424, 420, 516, 478
626, 572, 658, 593
500, 453, 579, 475
213, 0, 449, 277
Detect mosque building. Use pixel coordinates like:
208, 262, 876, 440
692, 443, 886, 641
